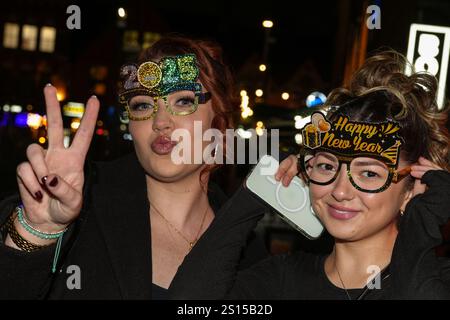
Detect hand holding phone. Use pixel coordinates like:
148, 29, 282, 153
245, 155, 324, 239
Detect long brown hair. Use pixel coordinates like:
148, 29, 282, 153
137, 35, 239, 187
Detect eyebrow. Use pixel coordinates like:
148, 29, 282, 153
129, 96, 153, 104
316, 152, 338, 162
351, 160, 387, 168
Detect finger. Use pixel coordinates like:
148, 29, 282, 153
44, 84, 64, 149
413, 178, 427, 197
71, 95, 100, 158
282, 163, 299, 187
418, 157, 442, 169
26, 143, 49, 182
275, 155, 296, 180
410, 165, 437, 175
16, 162, 44, 201
42, 174, 82, 210
410, 170, 425, 179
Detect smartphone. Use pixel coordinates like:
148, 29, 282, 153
245, 155, 324, 239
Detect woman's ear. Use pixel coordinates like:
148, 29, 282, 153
400, 185, 415, 212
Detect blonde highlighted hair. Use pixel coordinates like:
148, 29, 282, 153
326, 49, 450, 171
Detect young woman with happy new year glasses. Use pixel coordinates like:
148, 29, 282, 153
169, 50, 450, 300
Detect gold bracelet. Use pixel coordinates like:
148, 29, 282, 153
4, 213, 49, 252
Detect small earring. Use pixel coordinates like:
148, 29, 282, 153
400, 209, 405, 216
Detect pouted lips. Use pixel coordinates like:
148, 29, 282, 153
151, 135, 178, 155
327, 204, 361, 220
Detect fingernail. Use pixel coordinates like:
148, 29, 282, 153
41, 176, 48, 184
91, 95, 97, 99
35, 191, 43, 200
46, 83, 52, 87
49, 177, 58, 187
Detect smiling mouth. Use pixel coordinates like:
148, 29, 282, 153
327, 204, 361, 220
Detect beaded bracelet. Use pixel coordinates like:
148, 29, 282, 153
15, 205, 67, 273
16, 205, 67, 240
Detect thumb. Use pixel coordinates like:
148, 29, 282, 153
42, 174, 83, 216
412, 178, 427, 197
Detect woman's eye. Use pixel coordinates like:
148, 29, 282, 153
176, 97, 195, 107
317, 163, 336, 171
361, 170, 379, 178
130, 103, 152, 111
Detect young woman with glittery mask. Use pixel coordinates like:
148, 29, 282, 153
170, 50, 450, 300
0, 36, 297, 299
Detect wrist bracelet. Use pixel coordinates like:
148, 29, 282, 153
16, 205, 67, 240
4, 213, 48, 252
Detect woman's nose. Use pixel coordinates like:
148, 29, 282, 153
331, 164, 355, 202
152, 99, 173, 134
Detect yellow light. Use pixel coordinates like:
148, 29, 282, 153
256, 121, 263, 128
38, 137, 46, 144
256, 127, 264, 136
27, 113, 42, 129
240, 91, 253, 119
120, 124, 127, 131
281, 92, 290, 100
259, 64, 266, 72
255, 89, 263, 97
262, 20, 274, 28
56, 90, 65, 102
97, 120, 103, 127
71, 119, 80, 130
118, 8, 126, 18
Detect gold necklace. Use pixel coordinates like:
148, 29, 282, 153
151, 203, 209, 251
335, 260, 352, 300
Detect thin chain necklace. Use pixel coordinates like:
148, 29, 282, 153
335, 259, 352, 300
151, 203, 209, 251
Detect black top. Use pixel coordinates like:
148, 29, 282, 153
0, 153, 268, 299
169, 170, 450, 299
152, 283, 169, 300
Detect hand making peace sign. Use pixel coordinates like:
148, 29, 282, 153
15, 84, 100, 239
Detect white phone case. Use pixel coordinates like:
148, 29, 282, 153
245, 155, 324, 239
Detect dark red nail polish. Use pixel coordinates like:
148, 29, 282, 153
49, 177, 58, 187
41, 176, 48, 184
35, 191, 43, 200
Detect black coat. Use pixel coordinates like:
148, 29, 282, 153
0, 153, 268, 299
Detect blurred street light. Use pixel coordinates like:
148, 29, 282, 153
262, 20, 274, 28
118, 8, 126, 18
306, 91, 327, 108
71, 119, 80, 130
281, 92, 290, 100
255, 89, 263, 97
259, 64, 266, 72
